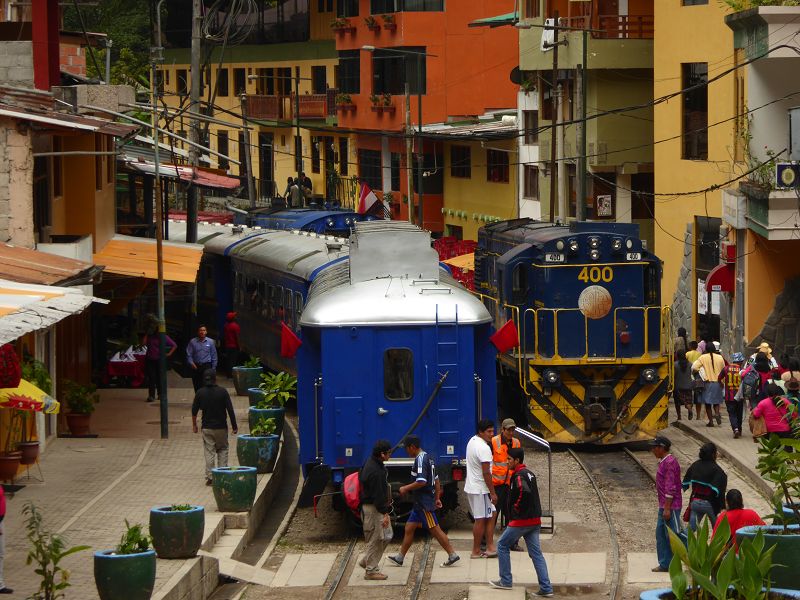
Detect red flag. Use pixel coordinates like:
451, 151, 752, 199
490, 320, 519, 353
280, 322, 302, 358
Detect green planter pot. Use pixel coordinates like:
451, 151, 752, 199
94, 549, 156, 600
736, 525, 800, 590
781, 503, 800, 525
211, 466, 257, 512
149, 505, 204, 559
248, 405, 285, 438
232, 366, 263, 396
247, 387, 266, 407
640, 588, 800, 599
237, 434, 280, 474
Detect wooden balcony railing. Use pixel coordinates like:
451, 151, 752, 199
563, 14, 653, 39
245, 92, 335, 121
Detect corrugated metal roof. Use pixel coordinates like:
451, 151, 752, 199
0, 279, 103, 344
422, 110, 518, 140
122, 160, 242, 190
0, 244, 101, 286
93, 235, 204, 283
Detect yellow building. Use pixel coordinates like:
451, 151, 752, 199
653, 0, 743, 342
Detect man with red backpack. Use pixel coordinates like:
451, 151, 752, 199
358, 440, 393, 580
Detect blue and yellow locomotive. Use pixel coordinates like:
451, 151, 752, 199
475, 219, 672, 444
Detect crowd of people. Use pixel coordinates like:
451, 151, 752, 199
672, 332, 799, 439
282, 172, 314, 208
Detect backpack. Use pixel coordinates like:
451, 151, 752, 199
343, 471, 361, 517
740, 370, 762, 403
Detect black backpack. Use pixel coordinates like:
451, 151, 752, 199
740, 370, 763, 403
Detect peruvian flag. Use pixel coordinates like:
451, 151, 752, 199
280, 322, 302, 358
357, 181, 380, 214
490, 320, 519, 353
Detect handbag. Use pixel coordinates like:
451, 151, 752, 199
682, 504, 691, 523
748, 413, 767, 439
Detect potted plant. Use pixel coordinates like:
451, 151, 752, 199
94, 521, 156, 600
638, 517, 800, 599
63, 379, 99, 436
330, 17, 354, 33
364, 15, 380, 31
237, 416, 280, 474
249, 371, 296, 437
149, 503, 204, 559
231, 355, 263, 396
24, 502, 89, 600
211, 466, 258, 512
734, 434, 800, 590
382, 13, 396, 30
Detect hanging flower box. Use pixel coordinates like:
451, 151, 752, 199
337, 103, 357, 112
383, 23, 397, 31
330, 18, 356, 34
364, 16, 381, 32
381, 14, 396, 30
370, 105, 396, 115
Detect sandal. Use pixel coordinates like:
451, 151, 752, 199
470, 553, 488, 559
485, 552, 498, 558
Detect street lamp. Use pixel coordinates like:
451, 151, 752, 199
362, 45, 437, 228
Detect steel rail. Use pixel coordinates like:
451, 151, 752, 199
323, 537, 358, 600
623, 447, 657, 484
409, 537, 432, 600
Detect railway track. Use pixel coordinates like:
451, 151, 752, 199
568, 448, 657, 600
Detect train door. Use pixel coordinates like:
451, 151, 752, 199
496, 245, 533, 350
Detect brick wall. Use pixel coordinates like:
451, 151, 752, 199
60, 42, 86, 77
0, 41, 34, 87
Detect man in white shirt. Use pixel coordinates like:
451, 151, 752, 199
465, 419, 498, 558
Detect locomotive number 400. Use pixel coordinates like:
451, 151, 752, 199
577, 266, 614, 283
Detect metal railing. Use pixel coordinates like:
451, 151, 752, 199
563, 14, 653, 39
244, 92, 333, 121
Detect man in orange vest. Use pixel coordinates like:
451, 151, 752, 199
490, 418, 522, 542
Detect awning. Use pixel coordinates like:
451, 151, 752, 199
93, 235, 203, 283
122, 160, 242, 191
0, 379, 60, 414
469, 11, 518, 28
0, 243, 102, 286
705, 264, 735, 293
444, 253, 475, 271
0, 279, 105, 344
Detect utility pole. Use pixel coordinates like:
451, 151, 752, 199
405, 81, 413, 223
576, 29, 588, 221
186, 0, 202, 243
547, 11, 560, 223
556, 83, 566, 222
294, 67, 302, 184
104, 38, 112, 84
416, 54, 424, 229
239, 95, 257, 208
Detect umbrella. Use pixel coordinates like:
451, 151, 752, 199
0, 379, 59, 414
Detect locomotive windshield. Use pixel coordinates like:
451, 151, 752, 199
384, 348, 414, 401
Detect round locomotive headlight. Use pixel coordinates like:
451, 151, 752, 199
640, 367, 658, 384
556, 240, 565, 251
590, 249, 601, 261
626, 238, 633, 250
612, 238, 623, 251
326, 219, 335, 228
345, 217, 353, 225
568, 239, 579, 253
588, 236, 600, 249
543, 369, 560, 385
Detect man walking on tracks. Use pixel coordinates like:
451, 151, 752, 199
465, 419, 498, 558
651, 435, 683, 572
388, 436, 460, 568
490, 447, 553, 596
359, 440, 393, 580
192, 369, 238, 485
490, 419, 522, 540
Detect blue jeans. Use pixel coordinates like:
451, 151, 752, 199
656, 508, 684, 569
496, 525, 552, 592
689, 499, 716, 531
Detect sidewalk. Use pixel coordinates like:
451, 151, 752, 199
4, 371, 250, 599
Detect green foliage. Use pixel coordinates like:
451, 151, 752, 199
364, 15, 378, 28
330, 17, 351, 29
115, 520, 151, 555
62, 380, 99, 415
369, 93, 380, 105
720, 0, 800, 10
757, 434, 800, 532
381, 13, 396, 24
335, 93, 353, 105
242, 355, 261, 369
23, 502, 90, 600
257, 371, 297, 408
22, 360, 52, 395
382, 92, 393, 107
250, 416, 276, 437
169, 504, 193, 511
667, 518, 776, 599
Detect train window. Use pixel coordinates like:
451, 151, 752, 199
285, 289, 293, 327
276, 286, 285, 321
384, 348, 413, 401
511, 264, 527, 304
294, 292, 303, 319
259, 281, 268, 317
644, 264, 659, 306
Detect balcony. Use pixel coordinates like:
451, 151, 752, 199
563, 14, 653, 39
244, 90, 337, 121
723, 183, 800, 241
726, 6, 800, 60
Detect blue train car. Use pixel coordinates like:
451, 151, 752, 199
298, 221, 497, 515
475, 219, 672, 445
233, 207, 375, 237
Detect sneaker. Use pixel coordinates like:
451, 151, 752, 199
535, 590, 554, 597
364, 572, 388, 581
734, 429, 741, 439
489, 580, 512, 590
386, 554, 404, 567
715, 414, 722, 425
205, 478, 212, 486
441, 554, 460, 567
687, 411, 693, 420
359, 558, 366, 569
0, 588, 13, 595
651, 566, 668, 572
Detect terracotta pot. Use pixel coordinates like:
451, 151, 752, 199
18, 441, 39, 465
66, 413, 91, 436
0, 454, 20, 481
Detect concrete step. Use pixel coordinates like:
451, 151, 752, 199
468, 585, 526, 600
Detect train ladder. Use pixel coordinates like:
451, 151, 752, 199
435, 305, 461, 455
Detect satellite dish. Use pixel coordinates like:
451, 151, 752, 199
510, 66, 521, 85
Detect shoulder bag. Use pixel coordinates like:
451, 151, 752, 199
748, 413, 767, 439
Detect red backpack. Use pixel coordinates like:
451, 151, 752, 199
343, 471, 361, 518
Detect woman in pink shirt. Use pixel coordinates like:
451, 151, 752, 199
752, 383, 793, 434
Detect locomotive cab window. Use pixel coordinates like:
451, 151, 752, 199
511, 263, 527, 305
384, 348, 413, 401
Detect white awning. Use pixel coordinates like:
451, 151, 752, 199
0, 279, 107, 344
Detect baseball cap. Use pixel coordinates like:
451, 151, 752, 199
731, 352, 745, 363
788, 378, 800, 391
501, 418, 517, 430
649, 435, 671, 449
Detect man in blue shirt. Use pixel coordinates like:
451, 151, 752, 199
387, 435, 460, 568
186, 325, 218, 392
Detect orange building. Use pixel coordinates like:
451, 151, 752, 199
330, 0, 518, 231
